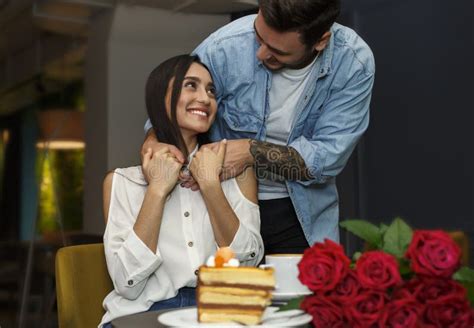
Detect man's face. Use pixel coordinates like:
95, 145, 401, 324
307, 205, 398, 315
254, 11, 317, 71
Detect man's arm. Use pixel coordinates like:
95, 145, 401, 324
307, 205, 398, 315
249, 140, 313, 181
213, 138, 312, 182
141, 128, 185, 164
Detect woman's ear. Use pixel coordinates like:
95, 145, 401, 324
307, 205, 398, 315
314, 31, 331, 52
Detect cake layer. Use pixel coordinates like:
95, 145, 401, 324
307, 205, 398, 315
198, 266, 275, 289
199, 286, 270, 297
198, 307, 263, 325
199, 291, 271, 308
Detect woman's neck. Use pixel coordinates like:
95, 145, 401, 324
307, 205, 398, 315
182, 133, 198, 156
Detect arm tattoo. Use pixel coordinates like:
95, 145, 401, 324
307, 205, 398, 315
249, 140, 313, 181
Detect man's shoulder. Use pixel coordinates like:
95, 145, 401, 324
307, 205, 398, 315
207, 14, 256, 44
331, 23, 375, 75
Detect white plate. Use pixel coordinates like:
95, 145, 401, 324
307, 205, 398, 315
158, 306, 312, 327
272, 291, 312, 302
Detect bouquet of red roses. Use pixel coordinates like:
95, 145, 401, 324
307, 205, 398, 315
289, 218, 474, 328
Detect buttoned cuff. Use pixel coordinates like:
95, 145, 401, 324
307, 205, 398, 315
118, 230, 162, 288
289, 135, 327, 185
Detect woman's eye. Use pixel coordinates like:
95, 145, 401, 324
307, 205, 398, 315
184, 81, 196, 89
207, 87, 216, 96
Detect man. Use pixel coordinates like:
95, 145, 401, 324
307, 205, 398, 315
143, 0, 375, 254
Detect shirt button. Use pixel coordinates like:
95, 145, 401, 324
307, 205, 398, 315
184, 211, 190, 217
127, 280, 133, 286
194, 269, 199, 276
188, 241, 194, 247
250, 252, 256, 258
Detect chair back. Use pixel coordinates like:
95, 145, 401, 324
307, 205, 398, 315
55, 243, 113, 328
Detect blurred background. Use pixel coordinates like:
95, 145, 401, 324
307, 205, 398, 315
0, 0, 472, 326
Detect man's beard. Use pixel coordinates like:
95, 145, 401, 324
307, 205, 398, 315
263, 48, 318, 72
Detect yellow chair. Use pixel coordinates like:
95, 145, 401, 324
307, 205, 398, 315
55, 243, 113, 328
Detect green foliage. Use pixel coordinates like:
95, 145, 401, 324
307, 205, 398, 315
339, 220, 382, 248
382, 218, 413, 258
37, 148, 84, 234
341, 218, 413, 260
277, 296, 304, 312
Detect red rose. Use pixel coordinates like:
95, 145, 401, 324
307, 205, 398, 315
381, 298, 423, 328
298, 239, 350, 292
356, 251, 401, 290
345, 290, 388, 328
421, 294, 474, 328
330, 270, 362, 305
301, 294, 346, 328
393, 276, 467, 304
415, 277, 466, 303
405, 230, 461, 278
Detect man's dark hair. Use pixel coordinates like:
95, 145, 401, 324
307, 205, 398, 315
145, 54, 210, 160
259, 0, 340, 47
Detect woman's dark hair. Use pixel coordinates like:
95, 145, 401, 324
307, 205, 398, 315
259, 0, 340, 47
145, 54, 210, 160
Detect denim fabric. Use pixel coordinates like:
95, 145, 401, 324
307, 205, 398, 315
102, 287, 196, 328
193, 15, 375, 245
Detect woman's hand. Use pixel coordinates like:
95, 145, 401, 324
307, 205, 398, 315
143, 147, 182, 196
189, 140, 227, 189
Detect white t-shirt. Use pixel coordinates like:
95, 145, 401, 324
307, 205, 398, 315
100, 166, 263, 327
259, 56, 318, 200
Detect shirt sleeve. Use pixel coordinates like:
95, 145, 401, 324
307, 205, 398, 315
144, 119, 152, 134
224, 181, 264, 266
103, 173, 163, 300
193, 34, 226, 103
289, 67, 374, 186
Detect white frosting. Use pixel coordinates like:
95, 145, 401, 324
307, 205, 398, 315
225, 258, 240, 267
206, 256, 216, 267
205, 255, 240, 267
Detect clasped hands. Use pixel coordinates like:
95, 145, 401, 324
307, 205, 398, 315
141, 139, 252, 192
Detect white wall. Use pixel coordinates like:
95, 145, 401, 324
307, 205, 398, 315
84, 5, 229, 234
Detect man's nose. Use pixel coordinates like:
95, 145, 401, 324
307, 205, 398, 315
256, 44, 271, 61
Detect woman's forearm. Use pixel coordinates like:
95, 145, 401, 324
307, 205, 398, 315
200, 182, 240, 247
133, 187, 167, 253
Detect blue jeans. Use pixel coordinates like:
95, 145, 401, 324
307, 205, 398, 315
103, 287, 196, 328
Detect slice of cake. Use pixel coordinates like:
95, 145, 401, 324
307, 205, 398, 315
197, 248, 275, 325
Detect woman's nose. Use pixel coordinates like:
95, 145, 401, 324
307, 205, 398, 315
197, 88, 211, 104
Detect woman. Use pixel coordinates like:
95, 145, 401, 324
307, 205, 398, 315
99, 55, 263, 327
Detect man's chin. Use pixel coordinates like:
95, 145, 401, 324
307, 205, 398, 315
262, 60, 284, 71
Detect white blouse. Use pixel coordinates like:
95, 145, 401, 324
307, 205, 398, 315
99, 166, 263, 327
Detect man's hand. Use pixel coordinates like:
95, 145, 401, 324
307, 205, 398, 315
202, 138, 253, 180
141, 130, 186, 183
142, 130, 186, 164
190, 140, 227, 189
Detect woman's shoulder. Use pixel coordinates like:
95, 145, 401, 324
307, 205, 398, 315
112, 166, 148, 186
223, 167, 258, 206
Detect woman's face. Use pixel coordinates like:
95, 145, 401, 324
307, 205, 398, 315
167, 62, 217, 137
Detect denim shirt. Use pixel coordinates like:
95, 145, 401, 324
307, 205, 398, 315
194, 15, 375, 245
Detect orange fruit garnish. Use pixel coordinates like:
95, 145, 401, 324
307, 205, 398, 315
215, 255, 225, 268
216, 247, 235, 263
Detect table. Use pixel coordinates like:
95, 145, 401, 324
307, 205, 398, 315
111, 306, 311, 327
112, 308, 170, 327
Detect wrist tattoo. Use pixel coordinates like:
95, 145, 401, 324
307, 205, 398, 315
248, 140, 313, 181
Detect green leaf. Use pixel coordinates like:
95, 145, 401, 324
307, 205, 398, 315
453, 266, 474, 282
457, 280, 474, 307
277, 296, 305, 312
340, 220, 382, 248
352, 251, 362, 262
382, 218, 413, 258
379, 223, 389, 235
